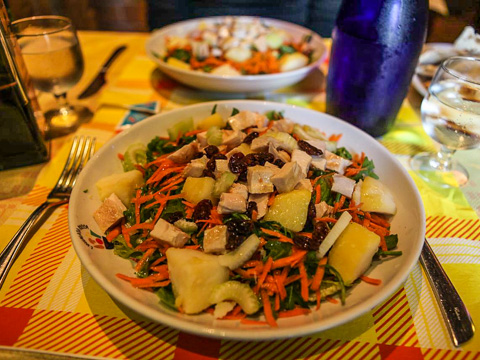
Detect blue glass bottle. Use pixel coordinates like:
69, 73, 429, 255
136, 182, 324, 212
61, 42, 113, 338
326, 0, 428, 137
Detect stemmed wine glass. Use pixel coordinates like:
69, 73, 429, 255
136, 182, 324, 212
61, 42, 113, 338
12, 16, 92, 138
411, 56, 480, 187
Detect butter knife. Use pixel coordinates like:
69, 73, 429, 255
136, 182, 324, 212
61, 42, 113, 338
420, 239, 475, 346
78, 45, 127, 99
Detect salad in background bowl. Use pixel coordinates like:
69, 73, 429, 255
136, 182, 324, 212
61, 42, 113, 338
146, 17, 327, 93
69, 100, 425, 340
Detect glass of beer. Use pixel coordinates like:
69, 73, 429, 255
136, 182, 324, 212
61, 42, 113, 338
12, 16, 92, 138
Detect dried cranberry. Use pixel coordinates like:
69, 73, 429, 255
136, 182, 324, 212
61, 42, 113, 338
312, 222, 329, 243
273, 159, 286, 168
229, 152, 247, 174
238, 171, 248, 182
246, 201, 258, 218
204, 145, 219, 158
166, 211, 184, 224
193, 199, 213, 222
293, 234, 322, 251
192, 151, 204, 159
202, 169, 216, 178
244, 152, 274, 167
243, 131, 259, 145
206, 158, 216, 172
298, 140, 323, 156
226, 218, 253, 250
307, 202, 316, 222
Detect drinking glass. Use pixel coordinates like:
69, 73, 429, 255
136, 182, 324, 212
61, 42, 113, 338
12, 16, 92, 138
411, 56, 480, 187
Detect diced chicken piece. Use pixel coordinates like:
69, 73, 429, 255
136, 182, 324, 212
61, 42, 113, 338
268, 142, 289, 162
203, 30, 218, 46
247, 165, 274, 194
93, 193, 127, 232
229, 183, 248, 199
279, 150, 291, 162
211, 63, 241, 76
150, 219, 190, 248
248, 193, 269, 219
222, 130, 246, 148
192, 41, 209, 59
168, 142, 198, 164
221, 36, 240, 51
250, 136, 270, 152
305, 139, 326, 154
183, 156, 207, 177
271, 162, 303, 193
228, 111, 267, 132
331, 174, 356, 198
291, 149, 312, 177
325, 150, 352, 175
315, 201, 334, 218
203, 225, 228, 254
218, 25, 230, 39
311, 156, 327, 171
253, 35, 267, 52
217, 193, 247, 214
214, 159, 230, 178
264, 162, 281, 175
271, 119, 294, 133
196, 132, 208, 147
210, 47, 223, 58
295, 178, 313, 192
352, 180, 363, 205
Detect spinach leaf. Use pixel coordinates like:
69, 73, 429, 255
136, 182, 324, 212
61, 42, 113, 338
384, 234, 398, 250
264, 240, 292, 261
231, 108, 240, 116
283, 283, 308, 310
161, 199, 185, 220
265, 110, 284, 121
351, 156, 379, 181
156, 285, 177, 309
211, 104, 217, 114
170, 49, 191, 63
316, 178, 334, 206
335, 147, 353, 160
113, 235, 138, 259
279, 45, 295, 56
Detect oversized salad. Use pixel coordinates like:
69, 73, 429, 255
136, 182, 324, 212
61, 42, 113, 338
93, 106, 402, 327
159, 17, 316, 76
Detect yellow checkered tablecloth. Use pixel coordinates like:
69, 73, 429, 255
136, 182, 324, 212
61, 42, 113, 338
0, 31, 479, 360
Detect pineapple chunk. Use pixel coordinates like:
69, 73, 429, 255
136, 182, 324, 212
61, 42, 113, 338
182, 177, 215, 204
359, 177, 397, 215
328, 222, 381, 285
264, 189, 311, 232
197, 112, 225, 130
279, 53, 309, 72
166, 248, 229, 314
166, 57, 190, 70
95, 170, 144, 207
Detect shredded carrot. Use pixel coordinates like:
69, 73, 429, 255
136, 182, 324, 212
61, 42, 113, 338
326, 296, 339, 304
254, 257, 273, 294
251, 209, 258, 222
360, 275, 382, 285
267, 192, 276, 206
278, 308, 311, 318
121, 224, 132, 247
260, 289, 278, 327
297, 261, 309, 302
272, 250, 307, 270
221, 313, 247, 320
310, 257, 328, 291
274, 273, 287, 300
315, 184, 321, 204
117, 153, 124, 161
127, 222, 155, 233
260, 228, 294, 244
149, 256, 166, 268
134, 189, 141, 224
106, 227, 121, 242
135, 248, 155, 272
314, 217, 338, 223
184, 129, 205, 137
283, 274, 302, 286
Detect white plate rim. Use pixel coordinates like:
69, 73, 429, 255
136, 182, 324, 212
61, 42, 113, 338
69, 100, 425, 340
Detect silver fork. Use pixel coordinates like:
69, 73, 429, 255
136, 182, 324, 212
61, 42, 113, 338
0, 136, 96, 289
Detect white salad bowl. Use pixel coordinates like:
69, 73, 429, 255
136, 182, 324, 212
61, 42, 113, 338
145, 16, 327, 93
69, 100, 425, 340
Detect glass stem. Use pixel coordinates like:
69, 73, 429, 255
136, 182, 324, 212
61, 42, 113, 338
435, 145, 456, 172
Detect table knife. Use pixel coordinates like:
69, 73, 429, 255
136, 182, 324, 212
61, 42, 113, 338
78, 45, 127, 99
